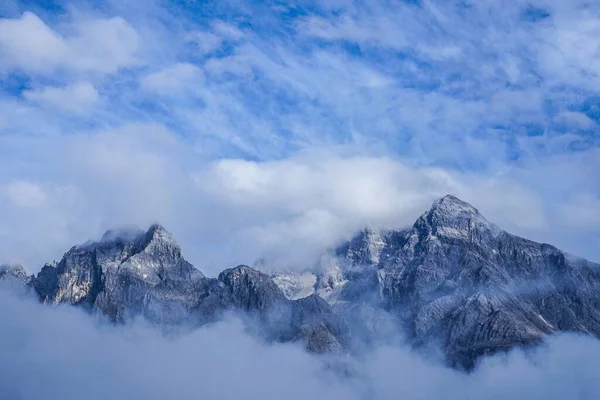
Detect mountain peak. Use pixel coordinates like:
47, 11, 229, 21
430, 195, 481, 216
147, 223, 168, 234
137, 223, 181, 254
413, 195, 495, 240
219, 265, 266, 282
219, 265, 286, 311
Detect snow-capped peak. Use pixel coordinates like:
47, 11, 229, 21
429, 194, 482, 218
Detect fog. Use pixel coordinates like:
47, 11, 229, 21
1, 287, 599, 400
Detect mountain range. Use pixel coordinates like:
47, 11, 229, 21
2, 195, 600, 369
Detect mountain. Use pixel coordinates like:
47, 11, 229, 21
1, 225, 347, 354
272, 195, 600, 368
2, 195, 600, 368
218, 265, 349, 353
33, 224, 215, 324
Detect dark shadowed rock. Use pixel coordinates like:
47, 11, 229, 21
290, 294, 350, 354
219, 265, 286, 311
218, 265, 349, 354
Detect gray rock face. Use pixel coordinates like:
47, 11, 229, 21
6, 194, 600, 367
219, 265, 286, 311
24, 227, 347, 354
290, 294, 348, 354
326, 195, 600, 368
33, 224, 215, 325
218, 265, 349, 353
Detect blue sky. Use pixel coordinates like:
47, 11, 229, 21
0, 0, 599, 273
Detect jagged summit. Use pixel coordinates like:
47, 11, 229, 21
32, 223, 204, 317
425, 194, 485, 221
136, 223, 184, 260
219, 265, 286, 311
74, 224, 183, 260
334, 195, 494, 268
271, 194, 600, 368
220, 264, 261, 277
96, 223, 177, 247
143, 223, 173, 241
414, 194, 497, 242
429, 194, 481, 217
4, 196, 600, 369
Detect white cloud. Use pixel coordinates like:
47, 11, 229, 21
195, 154, 549, 268
554, 111, 597, 129
1, 288, 600, 399
559, 193, 600, 229
0, 1, 599, 273
0, 179, 82, 267
213, 20, 245, 40
0, 290, 356, 400
0, 11, 68, 73
2, 181, 47, 208
186, 31, 224, 54
186, 21, 244, 54
23, 82, 100, 114
536, 14, 600, 90
0, 120, 596, 275
140, 63, 204, 95
0, 11, 140, 75
67, 15, 141, 74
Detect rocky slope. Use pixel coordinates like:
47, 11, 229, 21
3, 195, 600, 368
1, 225, 347, 354
272, 195, 600, 368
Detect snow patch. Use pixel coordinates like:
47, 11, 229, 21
272, 272, 317, 300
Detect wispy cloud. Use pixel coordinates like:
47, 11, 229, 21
0, 0, 599, 271
0, 11, 140, 75
23, 81, 100, 114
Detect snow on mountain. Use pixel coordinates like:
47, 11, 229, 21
3, 194, 600, 368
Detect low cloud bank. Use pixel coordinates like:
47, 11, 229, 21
1, 287, 599, 400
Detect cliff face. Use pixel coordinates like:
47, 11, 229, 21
32, 224, 211, 324
3, 195, 600, 368
2, 225, 347, 354
273, 195, 600, 368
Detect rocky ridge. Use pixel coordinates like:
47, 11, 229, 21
271, 195, 600, 368
3, 195, 600, 368
2, 225, 347, 354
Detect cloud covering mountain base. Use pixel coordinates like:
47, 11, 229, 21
1, 287, 599, 400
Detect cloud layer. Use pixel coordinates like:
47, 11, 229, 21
0, 128, 596, 275
0, 0, 599, 274
1, 287, 600, 400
